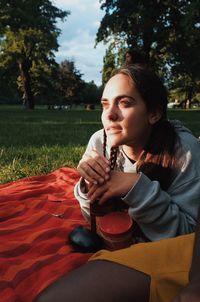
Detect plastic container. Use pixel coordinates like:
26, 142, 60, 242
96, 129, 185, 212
97, 212, 134, 250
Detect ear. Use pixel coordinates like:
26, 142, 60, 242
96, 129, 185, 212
148, 109, 162, 125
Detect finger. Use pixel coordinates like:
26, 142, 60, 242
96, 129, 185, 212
84, 150, 111, 174
78, 165, 98, 184
78, 160, 109, 184
88, 186, 107, 203
79, 162, 106, 184
98, 192, 111, 205
87, 184, 99, 198
87, 159, 110, 182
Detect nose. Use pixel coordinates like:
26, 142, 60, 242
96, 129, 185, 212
106, 105, 119, 121
101, 100, 122, 123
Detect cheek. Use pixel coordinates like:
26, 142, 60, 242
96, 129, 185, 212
124, 111, 149, 131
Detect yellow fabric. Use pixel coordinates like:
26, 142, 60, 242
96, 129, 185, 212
90, 233, 195, 302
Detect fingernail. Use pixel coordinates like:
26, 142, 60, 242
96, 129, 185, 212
105, 174, 109, 180
99, 178, 104, 184
106, 167, 110, 172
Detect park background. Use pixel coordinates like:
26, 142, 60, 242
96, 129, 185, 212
0, 0, 200, 183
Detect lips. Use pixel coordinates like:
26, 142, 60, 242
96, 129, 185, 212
106, 125, 122, 134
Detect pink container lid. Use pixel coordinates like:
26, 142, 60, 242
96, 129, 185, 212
97, 212, 133, 236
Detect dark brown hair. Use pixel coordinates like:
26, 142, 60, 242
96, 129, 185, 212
104, 64, 179, 190
124, 49, 148, 66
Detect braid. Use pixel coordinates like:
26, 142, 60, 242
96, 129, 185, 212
103, 129, 107, 158
103, 129, 118, 170
110, 147, 118, 170
90, 130, 120, 232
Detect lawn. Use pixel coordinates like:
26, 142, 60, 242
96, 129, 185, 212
0, 105, 199, 183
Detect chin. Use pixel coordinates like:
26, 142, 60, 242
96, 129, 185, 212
106, 137, 122, 148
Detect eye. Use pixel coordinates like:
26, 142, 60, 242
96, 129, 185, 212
118, 98, 134, 108
101, 100, 109, 110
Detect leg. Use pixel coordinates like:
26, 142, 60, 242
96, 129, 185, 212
34, 260, 150, 302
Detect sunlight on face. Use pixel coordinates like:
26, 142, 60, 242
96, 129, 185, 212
101, 74, 154, 148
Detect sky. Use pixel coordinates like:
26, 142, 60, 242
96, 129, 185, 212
53, 0, 106, 86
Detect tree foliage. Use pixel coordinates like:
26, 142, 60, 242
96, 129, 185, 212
102, 43, 116, 84
97, 0, 200, 101
0, 0, 69, 108
55, 59, 85, 105
79, 81, 103, 106
168, 0, 200, 103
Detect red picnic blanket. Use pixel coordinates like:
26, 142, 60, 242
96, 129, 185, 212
0, 167, 92, 302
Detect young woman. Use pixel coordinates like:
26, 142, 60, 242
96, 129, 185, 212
34, 64, 200, 302
75, 64, 200, 241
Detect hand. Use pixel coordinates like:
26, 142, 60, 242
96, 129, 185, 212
87, 171, 140, 204
77, 150, 110, 185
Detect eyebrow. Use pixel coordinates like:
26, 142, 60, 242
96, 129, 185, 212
101, 95, 136, 102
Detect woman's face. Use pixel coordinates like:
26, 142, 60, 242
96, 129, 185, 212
101, 73, 158, 148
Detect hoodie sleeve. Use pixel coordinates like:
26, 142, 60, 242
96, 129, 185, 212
122, 132, 200, 241
74, 177, 91, 221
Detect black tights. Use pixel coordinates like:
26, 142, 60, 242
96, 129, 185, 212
34, 260, 150, 302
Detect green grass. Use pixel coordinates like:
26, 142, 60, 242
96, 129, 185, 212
0, 106, 102, 183
0, 105, 199, 184
168, 109, 200, 137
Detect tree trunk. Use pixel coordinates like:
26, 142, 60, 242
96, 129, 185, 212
18, 58, 34, 109
186, 85, 193, 109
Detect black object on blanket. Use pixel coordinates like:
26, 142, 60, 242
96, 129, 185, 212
68, 200, 124, 253
68, 225, 103, 253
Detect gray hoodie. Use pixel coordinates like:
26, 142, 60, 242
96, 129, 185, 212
74, 121, 200, 241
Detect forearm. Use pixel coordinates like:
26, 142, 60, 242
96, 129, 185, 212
123, 173, 197, 241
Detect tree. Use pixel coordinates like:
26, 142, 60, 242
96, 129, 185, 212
0, 0, 69, 109
55, 59, 85, 106
32, 61, 61, 105
101, 43, 116, 84
97, 0, 200, 99
0, 56, 19, 103
167, 0, 200, 104
79, 81, 102, 107
96, 0, 169, 66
